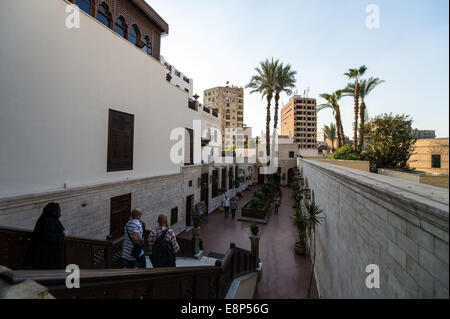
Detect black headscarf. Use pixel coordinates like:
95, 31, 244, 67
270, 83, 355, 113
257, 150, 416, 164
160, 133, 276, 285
25, 202, 65, 270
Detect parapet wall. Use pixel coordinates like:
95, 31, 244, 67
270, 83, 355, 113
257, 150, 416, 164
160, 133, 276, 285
299, 159, 449, 298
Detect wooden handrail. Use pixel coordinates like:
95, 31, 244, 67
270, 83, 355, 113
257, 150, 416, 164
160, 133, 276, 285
6, 266, 221, 299
0, 225, 113, 270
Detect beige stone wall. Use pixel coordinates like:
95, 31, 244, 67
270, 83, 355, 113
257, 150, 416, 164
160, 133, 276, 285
419, 175, 449, 189
0, 174, 186, 239
310, 158, 371, 172
378, 169, 449, 189
299, 159, 449, 299
408, 138, 449, 174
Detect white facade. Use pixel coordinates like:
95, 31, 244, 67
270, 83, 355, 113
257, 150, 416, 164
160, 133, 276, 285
201, 106, 222, 164
0, 0, 200, 197
160, 56, 194, 99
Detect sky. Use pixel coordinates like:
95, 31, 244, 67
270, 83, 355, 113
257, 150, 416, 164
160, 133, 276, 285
148, 0, 449, 138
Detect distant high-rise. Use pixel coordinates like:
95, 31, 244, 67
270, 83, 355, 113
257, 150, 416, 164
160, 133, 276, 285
281, 96, 317, 149
203, 85, 244, 149
412, 129, 436, 139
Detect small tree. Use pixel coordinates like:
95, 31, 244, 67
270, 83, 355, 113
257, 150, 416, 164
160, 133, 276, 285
304, 202, 324, 298
363, 113, 416, 172
329, 145, 360, 160
292, 209, 308, 247
192, 208, 205, 228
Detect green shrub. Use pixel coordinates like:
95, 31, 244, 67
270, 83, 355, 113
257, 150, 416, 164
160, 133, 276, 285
329, 145, 360, 160
256, 191, 264, 199
249, 197, 260, 208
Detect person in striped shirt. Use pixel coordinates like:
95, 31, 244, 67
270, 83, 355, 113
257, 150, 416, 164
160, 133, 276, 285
122, 209, 146, 269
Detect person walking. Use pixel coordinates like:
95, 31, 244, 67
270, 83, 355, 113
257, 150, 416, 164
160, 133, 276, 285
230, 198, 238, 220
149, 214, 180, 268
223, 195, 230, 218
26, 202, 67, 270
122, 209, 146, 269
274, 195, 281, 215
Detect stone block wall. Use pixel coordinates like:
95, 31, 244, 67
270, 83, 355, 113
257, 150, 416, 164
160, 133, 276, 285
0, 173, 186, 239
300, 159, 449, 299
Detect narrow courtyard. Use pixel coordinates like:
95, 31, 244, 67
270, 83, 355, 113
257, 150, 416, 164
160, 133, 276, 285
198, 186, 319, 299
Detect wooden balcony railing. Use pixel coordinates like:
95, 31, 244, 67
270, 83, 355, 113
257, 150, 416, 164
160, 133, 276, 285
188, 99, 196, 111
1, 227, 256, 299
3, 266, 220, 299
0, 226, 112, 270
215, 243, 255, 299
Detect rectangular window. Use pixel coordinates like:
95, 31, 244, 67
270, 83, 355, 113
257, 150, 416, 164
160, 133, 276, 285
171, 207, 178, 226
228, 167, 233, 190
76, 0, 91, 15
289, 151, 295, 158
212, 169, 219, 198
107, 109, 134, 172
432, 155, 441, 168
222, 168, 227, 189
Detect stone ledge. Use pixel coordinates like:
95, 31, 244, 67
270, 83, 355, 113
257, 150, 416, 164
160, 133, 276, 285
302, 159, 449, 232
0, 173, 183, 209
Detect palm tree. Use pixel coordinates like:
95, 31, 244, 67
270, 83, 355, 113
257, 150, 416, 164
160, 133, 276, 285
318, 91, 344, 148
343, 77, 385, 150
323, 123, 337, 152
304, 202, 324, 299
344, 66, 367, 151
273, 63, 297, 133
246, 58, 279, 156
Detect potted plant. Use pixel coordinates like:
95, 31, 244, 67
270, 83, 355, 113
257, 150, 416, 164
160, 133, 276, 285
292, 209, 308, 255
192, 208, 204, 229
250, 221, 259, 236
191, 208, 205, 255
304, 202, 324, 298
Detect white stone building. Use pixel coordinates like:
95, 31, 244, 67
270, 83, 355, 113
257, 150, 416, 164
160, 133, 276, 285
0, 0, 205, 239
160, 56, 194, 99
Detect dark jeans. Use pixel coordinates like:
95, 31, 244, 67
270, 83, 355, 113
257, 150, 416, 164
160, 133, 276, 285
224, 206, 230, 217
123, 254, 147, 269
231, 209, 236, 219
274, 204, 279, 214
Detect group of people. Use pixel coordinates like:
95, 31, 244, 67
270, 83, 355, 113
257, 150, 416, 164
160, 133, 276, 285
26, 203, 180, 270
222, 186, 283, 219
122, 209, 180, 269
222, 195, 238, 219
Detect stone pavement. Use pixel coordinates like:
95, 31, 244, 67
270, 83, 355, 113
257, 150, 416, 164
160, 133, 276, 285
197, 185, 319, 299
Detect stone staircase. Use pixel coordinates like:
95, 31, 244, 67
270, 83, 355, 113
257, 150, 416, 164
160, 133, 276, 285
145, 251, 219, 269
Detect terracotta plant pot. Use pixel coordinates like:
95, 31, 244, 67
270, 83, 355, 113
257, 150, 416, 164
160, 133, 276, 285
295, 242, 305, 255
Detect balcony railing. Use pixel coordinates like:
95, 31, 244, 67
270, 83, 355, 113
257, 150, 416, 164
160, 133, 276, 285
188, 99, 196, 111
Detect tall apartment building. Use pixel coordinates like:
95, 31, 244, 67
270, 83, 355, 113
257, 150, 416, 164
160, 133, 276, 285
412, 129, 436, 139
281, 96, 317, 149
203, 85, 244, 150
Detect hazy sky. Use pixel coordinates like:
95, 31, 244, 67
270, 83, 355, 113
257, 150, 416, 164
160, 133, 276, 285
149, 0, 449, 138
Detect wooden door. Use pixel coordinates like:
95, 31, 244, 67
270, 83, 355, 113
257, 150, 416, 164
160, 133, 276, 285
186, 195, 193, 227
110, 194, 131, 240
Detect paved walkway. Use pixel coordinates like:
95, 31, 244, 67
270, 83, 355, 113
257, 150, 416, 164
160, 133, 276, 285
197, 185, 318, 299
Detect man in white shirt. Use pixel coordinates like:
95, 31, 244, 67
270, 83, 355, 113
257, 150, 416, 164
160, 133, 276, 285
223, 195, 230, 218
122, 209, 146, 269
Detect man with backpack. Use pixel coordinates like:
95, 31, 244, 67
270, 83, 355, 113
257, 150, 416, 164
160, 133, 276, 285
148, 214, 180, 268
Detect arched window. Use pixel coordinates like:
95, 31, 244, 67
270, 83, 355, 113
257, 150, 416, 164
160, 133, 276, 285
142, 36, 152, 55
114, 16, 127, 38
97, 2, 112, 28
76, 0, 91, 15
129, 25, 140, 46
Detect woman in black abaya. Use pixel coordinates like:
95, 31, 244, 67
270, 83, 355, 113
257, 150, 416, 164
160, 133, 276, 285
27, 202, 66, 270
